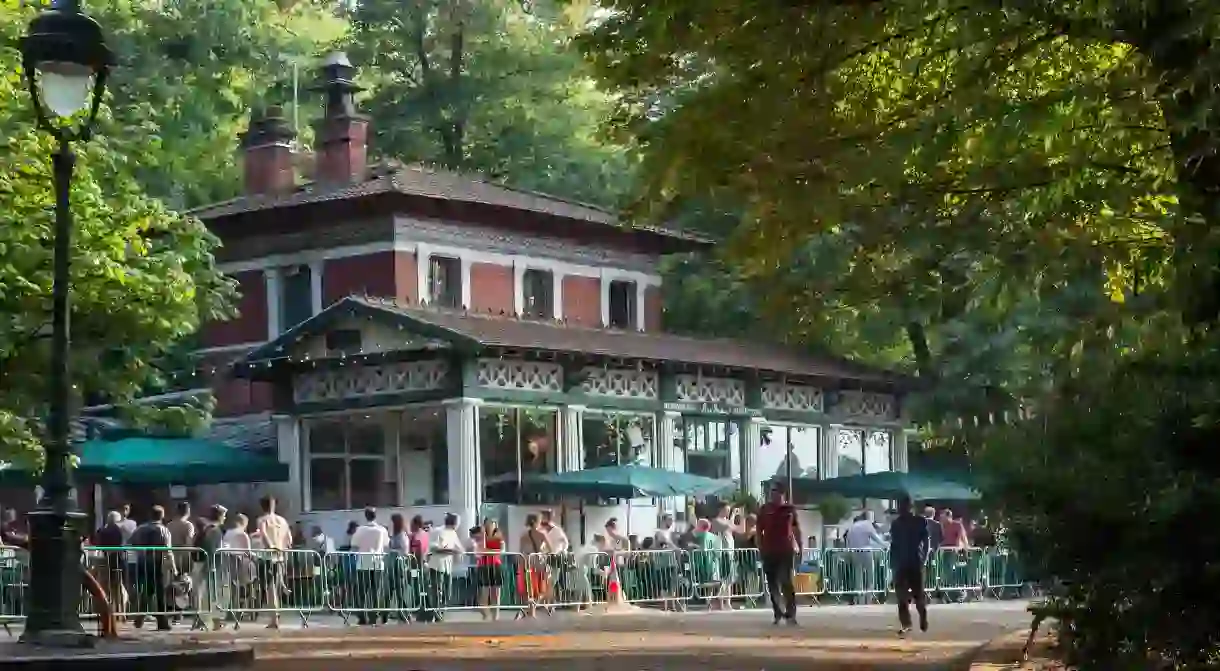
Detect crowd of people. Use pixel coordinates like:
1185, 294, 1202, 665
85, 496, 292, 632
1, 485, 1004, 636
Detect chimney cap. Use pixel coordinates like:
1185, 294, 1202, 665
240, 104, 296, 148
322, 51, 352, 67
311, 51, 362, 92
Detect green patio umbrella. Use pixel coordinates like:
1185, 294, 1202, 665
539, 464, 737, 499
787, 470, 980, 501
78, 436, 289, 485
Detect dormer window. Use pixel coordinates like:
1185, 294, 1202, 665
522, 268, 554, 319
428, 256, 462, 308
608, 279, 637, 329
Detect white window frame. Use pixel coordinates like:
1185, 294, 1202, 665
426, 254, 463, 308
265, 262, 323, 338
581, 409, 658, 468
303, 416, 395, 512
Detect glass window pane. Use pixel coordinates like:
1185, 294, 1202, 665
400, 407, 447, 505
727, 422, 741, 484
347, 419, 385, 455
280, 266, 313, 328
687, 420, 730, 479
865, 430, 891, 474
622, 415, 653, 466
307, 419, 345, 455
837, 428, 865, 476
758, 425, 789, 484
480, 406, 519, 503
583, 413, 618, 468
789, 426, 820, 479
309, 457, 346, 510
519, 409, 557, 475
349, 458, 397, 508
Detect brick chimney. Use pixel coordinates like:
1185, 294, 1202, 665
239, 105, 297, 195
312, 52, 368, 185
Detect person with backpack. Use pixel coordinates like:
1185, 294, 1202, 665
192, 505, 227, 631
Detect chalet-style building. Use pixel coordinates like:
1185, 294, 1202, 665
192, 53, 912, 546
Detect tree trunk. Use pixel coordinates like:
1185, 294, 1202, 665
444, 0, 468, 167
1145, 30, 1220, 325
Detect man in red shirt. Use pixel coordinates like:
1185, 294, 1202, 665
757, 483, 801, 625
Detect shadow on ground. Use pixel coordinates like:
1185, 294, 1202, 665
251, 629, 990, 671
256, 649, 982, 671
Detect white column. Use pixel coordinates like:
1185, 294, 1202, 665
741, 417, 763, 500
552, 272, 564, 320
892, 429, 911, 472
460, 257, 473, 309
560, 405, 585, 473
820, 424, 842, 479
274, 415, 302, 518
416, 245, 430, 304
512, 260, 526, 315
308, 260, 324, 315
599, 272, 611, 326
264, 267, 282, 337
446, 397, 482, 534
657, 410, 682, 514
639, 281, 649, 331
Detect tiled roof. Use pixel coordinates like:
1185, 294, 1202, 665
77, 396, 277, 453
245, 296, 910, 387
206, 414, 278, 453
187, 163, 710, 245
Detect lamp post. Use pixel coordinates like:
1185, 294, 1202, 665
19, 0, 112, 645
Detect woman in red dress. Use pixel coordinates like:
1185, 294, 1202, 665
476, 519, 504, 620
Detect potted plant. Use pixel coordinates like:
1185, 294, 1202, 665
813, 495, 852, 527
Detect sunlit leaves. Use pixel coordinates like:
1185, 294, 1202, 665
0, 7, 235, 468
580, 0, 1200, 406
348, 0, 635, 206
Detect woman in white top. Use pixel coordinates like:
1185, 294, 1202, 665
223, 515, 252, 550
221, 514, 253, 608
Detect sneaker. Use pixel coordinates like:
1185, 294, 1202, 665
786, 616, 799, 627
898, 627, 911, 637
773, 615, 782, 625
919, 618, 928, 632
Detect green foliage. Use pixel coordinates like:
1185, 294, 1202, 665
578, 1, 1220, 665
812, 495, 852, 526
982, 319, 1220, 668
0, 7, 235, 468
577, 0, 1196, 404
90, 0, 347, 208
347, 0, 635, 206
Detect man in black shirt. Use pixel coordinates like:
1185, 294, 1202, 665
890, 496, 930, 635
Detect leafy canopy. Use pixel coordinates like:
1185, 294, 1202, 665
578, 1, 1220, 665
0, 6, 235, 468
347, 0, 635, 206
577, 0, 1205, 402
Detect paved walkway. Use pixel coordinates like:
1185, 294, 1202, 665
237, 601, 1031, 670
4, 601, 1034, 670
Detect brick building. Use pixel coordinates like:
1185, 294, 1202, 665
191, 53, 912, 544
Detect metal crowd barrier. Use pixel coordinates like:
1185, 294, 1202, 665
822, 548, 890, 603
793, 547, 826, 603
676, 548, 766, 610
0, 543, 1032, 634
212, 548, 325, 628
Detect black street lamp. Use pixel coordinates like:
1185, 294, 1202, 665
19, 0, 112, 646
